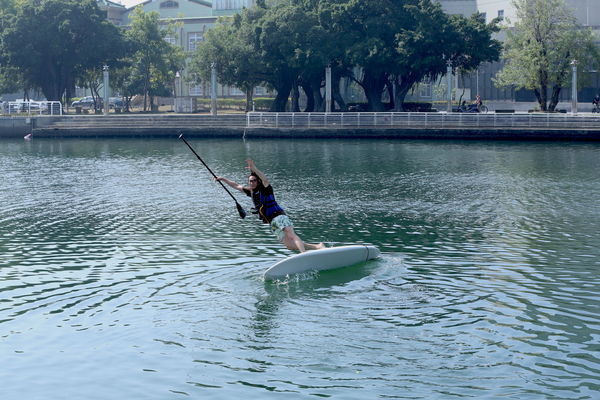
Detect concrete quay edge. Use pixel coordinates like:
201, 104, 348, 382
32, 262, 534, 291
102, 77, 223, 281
27, 126, 600, 141
2, 114, 600, 141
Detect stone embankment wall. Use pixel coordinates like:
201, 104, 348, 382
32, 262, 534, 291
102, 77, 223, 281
0, 117, 32, 137
2, 114, 600, 140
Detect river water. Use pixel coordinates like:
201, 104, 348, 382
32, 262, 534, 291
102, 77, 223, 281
1, 138, 599, 399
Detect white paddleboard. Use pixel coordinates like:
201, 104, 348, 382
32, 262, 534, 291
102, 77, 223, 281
263, 245, 380, 280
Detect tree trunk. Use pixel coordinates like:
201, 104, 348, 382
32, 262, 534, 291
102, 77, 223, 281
360, 69, 387, 111
548, 85, 562, 112
143, 67, 150, 112
91, 85, 101, 111
300, 81, 314, 112
331, 68, 347, 112
535, 70, 548, 111
385, 80, 394, 110
393, 78, 413, 112
41, 65, 63, 101
291, 81, 300, 112
313, 86, 324, 111
548, 66, 568, 112
305, 72, 324, 111
245, 88, 254, 112
270, 80, 292, 112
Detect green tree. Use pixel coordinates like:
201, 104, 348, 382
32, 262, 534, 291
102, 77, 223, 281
394, 9, 500, 110
0, 0, 125, 101
190, 14, 264, 111
323, 0, 500, 111
253, 1, 321, 111
192, 0, 500, 113
320, 0, 402, 111
392, 0, 456, 111
296, 0, 342, 111
0, 0, 20, 96
125, 7, 185, 111
494, 0, 599, 112
193, 0, 337, 112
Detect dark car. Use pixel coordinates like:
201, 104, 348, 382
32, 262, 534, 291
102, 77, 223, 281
109, 97, 123, 109
71, 96, 95, 109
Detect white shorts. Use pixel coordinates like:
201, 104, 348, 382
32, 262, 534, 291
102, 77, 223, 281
270, 214, 293, 241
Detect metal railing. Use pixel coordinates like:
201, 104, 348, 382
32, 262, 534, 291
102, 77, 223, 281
2, 101, 63, 116
246, 112, 600, 130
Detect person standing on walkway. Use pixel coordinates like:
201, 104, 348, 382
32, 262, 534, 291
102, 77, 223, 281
215, 159, 325, 252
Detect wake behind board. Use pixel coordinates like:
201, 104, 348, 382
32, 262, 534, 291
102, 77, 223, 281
263, 245, 380, 280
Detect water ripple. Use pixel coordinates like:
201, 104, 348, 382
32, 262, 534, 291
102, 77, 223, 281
1, 139, 600, 399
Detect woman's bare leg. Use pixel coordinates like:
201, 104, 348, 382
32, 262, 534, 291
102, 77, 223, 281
282, 227, 324, 252
304, 242, 325, 250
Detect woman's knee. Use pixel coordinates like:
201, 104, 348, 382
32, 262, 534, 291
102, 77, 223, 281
282, 232, 300, 250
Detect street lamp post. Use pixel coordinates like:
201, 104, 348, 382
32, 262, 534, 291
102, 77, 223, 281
174, 71, 180, 113
447, 60, 452, 113
571, 60, 578, 114
476, 68, 479, 99
103, 65, 109, 116
211, 63, 217, 116
325, 65, 332, 113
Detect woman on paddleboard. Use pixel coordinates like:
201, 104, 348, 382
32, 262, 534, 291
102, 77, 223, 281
215, 159, 324, 253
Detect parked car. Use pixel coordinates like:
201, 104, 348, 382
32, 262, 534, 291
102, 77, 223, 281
71, 96, 124, 110
71, 96, 96, 109
109, 97, 123, 109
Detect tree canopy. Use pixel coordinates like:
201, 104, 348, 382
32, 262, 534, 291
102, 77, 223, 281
0, 0, 126, 101
0, 0, 21, 95
494, 0, 599, 111
190, 11, 267, 111
119, 7, 185, 111
192, 0, 501, 111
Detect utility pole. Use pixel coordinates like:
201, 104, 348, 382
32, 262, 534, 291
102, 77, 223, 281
325, 65, 332, 113
211, 63, 217, 116
571, 60, 578, 114
103, 65, 109, 116
447, 60, 452, 113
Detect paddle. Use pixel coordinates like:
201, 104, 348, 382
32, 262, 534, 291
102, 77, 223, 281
179, 134, 247, 219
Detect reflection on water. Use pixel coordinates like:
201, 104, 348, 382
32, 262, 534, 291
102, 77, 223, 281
1, 138, 599, 399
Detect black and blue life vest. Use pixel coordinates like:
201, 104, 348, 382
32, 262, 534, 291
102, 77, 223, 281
246, 185, 285, 224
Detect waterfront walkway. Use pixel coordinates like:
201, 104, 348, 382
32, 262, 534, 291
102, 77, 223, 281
2, 112, 600, 140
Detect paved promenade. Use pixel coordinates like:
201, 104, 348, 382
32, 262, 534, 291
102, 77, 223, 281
1, 113, 600, 140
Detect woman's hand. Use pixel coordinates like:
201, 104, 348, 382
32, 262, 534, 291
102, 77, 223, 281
245, 159, 269, 187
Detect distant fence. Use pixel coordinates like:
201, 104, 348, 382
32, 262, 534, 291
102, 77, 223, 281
2, 101, 63, 116
246, 112, 600, 130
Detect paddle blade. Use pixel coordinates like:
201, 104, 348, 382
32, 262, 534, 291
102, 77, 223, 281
236, 202, 247, 219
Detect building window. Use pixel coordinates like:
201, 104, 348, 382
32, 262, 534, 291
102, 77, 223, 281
214, 0, 251, 11
188, 32, 203, 52
498, 10, 504, 20
164, 36, 177, 46
419, 83, 432, 98
228, 87, 244, 96
160, 1, 179, 8
481, 12, 487, 22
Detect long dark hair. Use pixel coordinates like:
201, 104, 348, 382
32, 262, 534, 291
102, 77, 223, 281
249, 172, 265, 191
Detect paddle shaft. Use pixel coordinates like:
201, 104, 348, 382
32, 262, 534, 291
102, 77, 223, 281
179, 134, 241, 204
